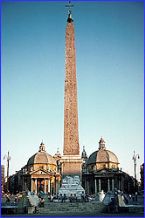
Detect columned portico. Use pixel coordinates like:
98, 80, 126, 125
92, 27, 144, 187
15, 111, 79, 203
82, 138, 121, 195
86, 170, 125, 195
30, 169, 60, 194
19, 142, 61, 195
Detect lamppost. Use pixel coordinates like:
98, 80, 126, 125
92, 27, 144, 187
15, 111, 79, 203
132, 150, 139, 191
132, 150, 140, 180
3, 151, 11, 192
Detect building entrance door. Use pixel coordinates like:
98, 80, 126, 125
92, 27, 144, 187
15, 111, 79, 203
37, 179, 44, 193
101, 178, 107, 193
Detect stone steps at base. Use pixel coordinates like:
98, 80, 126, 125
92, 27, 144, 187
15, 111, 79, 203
38, 202, 104, 214
128, 206, 144, 213
37, 201, 144, 215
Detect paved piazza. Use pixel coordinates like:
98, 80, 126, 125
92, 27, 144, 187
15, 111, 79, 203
1, 193, 144, 216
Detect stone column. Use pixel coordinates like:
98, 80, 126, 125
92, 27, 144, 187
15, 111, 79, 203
55, 178, 58, 194
44, 179, 46, 193
31, 179, 33, 192
96, 179, 99, 193
35, 179, 37, 194
94, 178, 97, 194
118, 179, 121, 190
98, 179, 101, 192
108, 178, 110, 191
112, 179, 114, 191
57, 179, 59, 192
48, 179, 50, 193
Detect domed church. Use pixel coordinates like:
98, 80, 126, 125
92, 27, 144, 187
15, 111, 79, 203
9, 139, 135, 194
87, 137, 119, 171
82, 138, 134, 194
14, 142, 61, 195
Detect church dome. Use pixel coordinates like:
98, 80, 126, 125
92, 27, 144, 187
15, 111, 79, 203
87, 138, 119, 166
87, 150, 119, 165
27, 142, 56, 166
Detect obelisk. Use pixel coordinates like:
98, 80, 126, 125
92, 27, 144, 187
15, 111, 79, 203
61, 5, 82, 178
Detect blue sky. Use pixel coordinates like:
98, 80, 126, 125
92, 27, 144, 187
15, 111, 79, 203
2, 1, 144, 181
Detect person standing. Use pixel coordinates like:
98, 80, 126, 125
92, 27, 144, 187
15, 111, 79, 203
135, 192, 138, 201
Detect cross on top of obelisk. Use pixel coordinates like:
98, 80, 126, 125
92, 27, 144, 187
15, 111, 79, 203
65, 1, 74, 13
65, 1, 74, 22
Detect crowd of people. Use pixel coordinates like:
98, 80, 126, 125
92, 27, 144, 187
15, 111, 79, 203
2, 189, 143, 215
2, 189, 142, 212
105, 190, 141, 213
47, 192, 90, 203
2, 191, 25, 206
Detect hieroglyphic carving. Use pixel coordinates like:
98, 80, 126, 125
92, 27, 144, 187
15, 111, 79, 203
63, 20, 79, 155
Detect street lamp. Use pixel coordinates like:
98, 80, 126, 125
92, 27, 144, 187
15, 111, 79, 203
3, 151, 11, 192
132, 150, 140, 180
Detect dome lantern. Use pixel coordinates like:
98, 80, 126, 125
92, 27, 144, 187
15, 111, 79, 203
99, 137, 106, 150
87, 138, 119, 169
53, 147, 61, 159
27, 142, 56, 166
81, 146, 87, 159
39, 141, 46, 152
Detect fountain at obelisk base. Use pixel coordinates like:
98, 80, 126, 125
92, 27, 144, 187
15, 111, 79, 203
58, 176, 85, 199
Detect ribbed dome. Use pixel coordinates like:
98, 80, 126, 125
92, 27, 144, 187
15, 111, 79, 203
87, 138, 119, 165
27, 142, 56, 166
87, 149, 119, 165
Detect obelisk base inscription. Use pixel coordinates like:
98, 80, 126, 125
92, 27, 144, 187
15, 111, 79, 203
61, 155, 83, 178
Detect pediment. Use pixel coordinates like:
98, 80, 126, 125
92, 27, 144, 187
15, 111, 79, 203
30, 168, 49, 175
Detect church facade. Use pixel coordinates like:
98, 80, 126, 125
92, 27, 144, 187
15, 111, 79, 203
81, 138, 136, 195
8, 142, 61, 195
